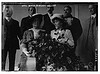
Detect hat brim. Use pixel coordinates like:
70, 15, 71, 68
51, 17, 63, 24
30, 14, 43, 24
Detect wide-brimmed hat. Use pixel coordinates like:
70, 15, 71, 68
30, 13, 43, 24
51, 14, 64, 24
29, 13, 44, 28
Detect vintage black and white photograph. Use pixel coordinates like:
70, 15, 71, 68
1, 2, 98, 71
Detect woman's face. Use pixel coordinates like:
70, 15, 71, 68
54, 19, 62, 29
32, 18, 40, 29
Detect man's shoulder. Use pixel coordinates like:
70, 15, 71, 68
12, 18, 19, 23
72, 17, 80, 21
85, 17, 91, 24
44, 13, 48, 17
43, 13, 50, 21
44, 13, 48, 15
22, 16, 30, 20
24, 29, 33, 34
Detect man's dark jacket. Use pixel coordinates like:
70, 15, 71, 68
2, 18, 21, 50
42, 14, 55, 34
21, 16, 33, 37
67, 16, 82, 45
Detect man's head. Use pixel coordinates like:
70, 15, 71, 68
28, 6, 36, 16
46, 5, 54, 14
64, 5, 72, 17
3, 5, 13, 17
88, 4, 97, 15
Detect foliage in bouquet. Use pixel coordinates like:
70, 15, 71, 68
26, 34, 89, 71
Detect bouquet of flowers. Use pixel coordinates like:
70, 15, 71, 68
26, 34, 89, 71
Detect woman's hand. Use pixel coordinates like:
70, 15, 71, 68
67, 39, 74, 47
23, 49, 31, 57
58, 38, 66, 43
58, 38, 74, 48
20, 43, 31, 57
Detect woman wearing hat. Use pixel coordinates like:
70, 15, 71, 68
51, 14, 74, 47
45, 14, 75, 70
18, 14, 46, 71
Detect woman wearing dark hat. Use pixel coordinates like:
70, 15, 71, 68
18, 14, 46, 71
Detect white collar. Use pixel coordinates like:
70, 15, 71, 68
29, 14, 36, 17
48, 13, 53, 18
30, 13, 41, 17
5, 17, 11, 22
91, 13, 96, 18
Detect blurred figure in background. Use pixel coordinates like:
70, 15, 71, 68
85, 4, 98, 70
2, 5, 21, 71
21, 6, 36, 38
63, 5, 82, 54
42, 5, 55, 34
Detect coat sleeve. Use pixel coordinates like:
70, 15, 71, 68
20, 18, 27, 38
16, 21, 22, 40
74, 19, 83, 41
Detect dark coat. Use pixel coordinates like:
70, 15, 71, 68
86, 16, 97, 50
85, 16, 97, 64
42, 14, 55, 34
21, 16, 33, 37
67, 17, 83, 45
2, 18, 21, 50
76, 15, 97, 65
